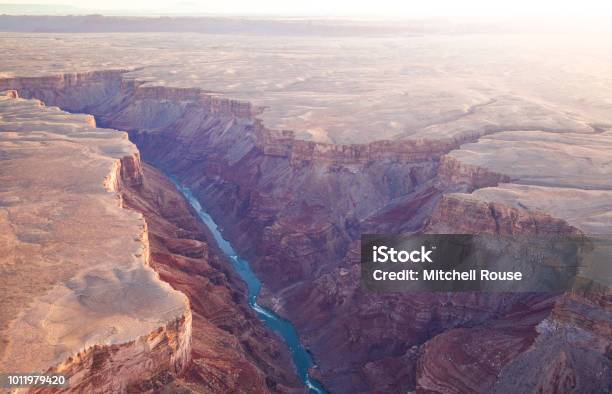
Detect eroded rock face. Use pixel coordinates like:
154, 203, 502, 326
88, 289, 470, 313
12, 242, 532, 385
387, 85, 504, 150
0, 91, 303, 393
1, 68, 610, 393
0, 94, 190, 391
415, 295, 554, 394
420, 128, 612, 394
119, 164, 303, 393
488, 291, 611, 394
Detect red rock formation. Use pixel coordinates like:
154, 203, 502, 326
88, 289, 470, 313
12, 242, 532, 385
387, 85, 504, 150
31, 316, 192, 394
2, 89, 18, 98
2, 72, 609, 393
437, 155, 512, 191
416, 296, 554, 394
0, 92, 304, 393
416, 194, 610, 394
427, 194, 581, 235
119, 164, 302, 393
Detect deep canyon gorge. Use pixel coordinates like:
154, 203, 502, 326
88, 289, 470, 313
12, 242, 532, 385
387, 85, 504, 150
1, 23, 611, 394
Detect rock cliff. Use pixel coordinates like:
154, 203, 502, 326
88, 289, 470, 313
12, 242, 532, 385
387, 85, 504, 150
418, 127, 612, 394
0, 93, 191, 392
0, 92, 300, 393
119, 163, 303, 393
1, 70, 610, 393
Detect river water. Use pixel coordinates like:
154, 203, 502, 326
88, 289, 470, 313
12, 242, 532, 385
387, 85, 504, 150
174, 182, 327, 394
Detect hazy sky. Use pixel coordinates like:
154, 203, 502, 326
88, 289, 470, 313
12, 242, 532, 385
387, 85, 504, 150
4, 0, 612, 17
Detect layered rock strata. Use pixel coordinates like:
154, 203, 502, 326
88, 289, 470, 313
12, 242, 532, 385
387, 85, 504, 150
0, 93, 190, 392
1, 70, 610, 393
417, 128, 612, 394
1, 88, 306, 393
119, 163, 302, 393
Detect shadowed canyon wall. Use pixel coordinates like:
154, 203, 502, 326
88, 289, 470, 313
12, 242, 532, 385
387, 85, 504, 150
118, 164, 303, 393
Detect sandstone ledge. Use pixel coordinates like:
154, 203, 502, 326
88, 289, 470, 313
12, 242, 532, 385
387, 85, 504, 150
0, 93, 190, 391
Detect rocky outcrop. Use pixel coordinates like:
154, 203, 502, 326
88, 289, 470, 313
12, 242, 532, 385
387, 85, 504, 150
415, 295, 555, 394
31, 315, 192, 394
0, 93, 191, 392
2, 89, 18, 98
482, 291, 611, 394
427, 194, 581, 235
437, 155, 511, 191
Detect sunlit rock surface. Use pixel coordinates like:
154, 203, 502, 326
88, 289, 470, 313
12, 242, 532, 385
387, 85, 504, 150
433, 128, 612, 236
0, 93, 190, 390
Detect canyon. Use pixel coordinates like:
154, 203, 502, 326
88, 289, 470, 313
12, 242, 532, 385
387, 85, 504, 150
0, 91, 301, 393
0, 25, 611, 393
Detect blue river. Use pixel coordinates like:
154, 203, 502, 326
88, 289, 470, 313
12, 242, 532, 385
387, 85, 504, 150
174, 182, 327, 393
